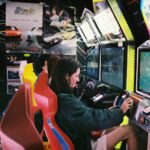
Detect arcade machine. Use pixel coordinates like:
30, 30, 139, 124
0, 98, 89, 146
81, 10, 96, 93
112, 41, 150, 150
110, 1, 150, 149
76, 0, 136, 105
125, 1, 150, 149
129, 41, 150, 150
81, 1, 150, 149
81, 0, 136, 107
5, 1, 43, 95
75, 1, 137, 148
0, 1, 43, 115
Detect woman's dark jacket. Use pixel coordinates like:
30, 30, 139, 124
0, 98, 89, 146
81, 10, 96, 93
56, 93, 124, 150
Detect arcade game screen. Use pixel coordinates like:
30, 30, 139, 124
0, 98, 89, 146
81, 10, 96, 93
101, 46, 124, 89
80, 20, 96, 47
86, 47, 100, 80
77, 26, 88, 45
141, 0, 150, 36
93, 0, 123, 40
136, 49, 150, 98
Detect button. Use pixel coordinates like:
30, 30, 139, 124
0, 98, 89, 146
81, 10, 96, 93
144, 118, 149, 126
139, 116, 144, 124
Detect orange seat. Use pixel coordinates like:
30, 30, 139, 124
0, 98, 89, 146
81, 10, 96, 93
0, 83, 44, 150
34, 71, 75, 150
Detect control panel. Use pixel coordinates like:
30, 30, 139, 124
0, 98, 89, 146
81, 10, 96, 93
137, 112, 150, 132
129, 93, 150, 133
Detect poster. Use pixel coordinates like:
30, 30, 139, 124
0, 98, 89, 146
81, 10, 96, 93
6, 1, 43, 52
42, 5, 77, 55
5, 2, 77, 56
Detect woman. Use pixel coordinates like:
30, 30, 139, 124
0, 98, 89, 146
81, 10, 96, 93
58, 8, 71, 23
50, 7, 59, 22
50, 58, 138, 150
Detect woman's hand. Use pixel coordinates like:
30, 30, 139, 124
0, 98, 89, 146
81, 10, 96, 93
90, 130, 103, 140
121, 98, 133, 114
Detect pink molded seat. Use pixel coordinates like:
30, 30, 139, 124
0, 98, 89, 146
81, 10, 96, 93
34, 71, 75, 150
0, 83, 44, 150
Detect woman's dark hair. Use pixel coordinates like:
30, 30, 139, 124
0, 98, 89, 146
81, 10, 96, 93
34, 54, 50, 75
58, 8, 70, 21
47, 54, 61, 78
50, 6, 58, 15
50, 58, 80, 94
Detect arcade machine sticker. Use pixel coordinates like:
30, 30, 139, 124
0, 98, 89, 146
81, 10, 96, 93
6, 66, 21, 94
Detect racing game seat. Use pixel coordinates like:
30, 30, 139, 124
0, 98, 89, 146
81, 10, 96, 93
0, 83, 44, 150
34, 70, 75, 150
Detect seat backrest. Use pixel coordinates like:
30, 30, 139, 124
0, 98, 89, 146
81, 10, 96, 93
0, 83, 44, 150
34, 71, 50, 115
22, 63, 37, 107
34, 71, 75, 150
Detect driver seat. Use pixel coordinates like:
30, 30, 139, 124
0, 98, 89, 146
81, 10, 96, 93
0, 83, 44, 150
34, 70, 75, 150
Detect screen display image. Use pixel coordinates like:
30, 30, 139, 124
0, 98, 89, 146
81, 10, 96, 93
101, 47, 124, 89
7, 82, 21, 94
93, 0, 107, 13
77, 26, 88, 45
137, 50, 150, 97
7, 66, 20, 81
80, 21, 96, 46
86, 14, 102, 40
93, 1, 122, 39
86, 47, 99, 80
141, 0, 150, 36
77, 19, 100, 47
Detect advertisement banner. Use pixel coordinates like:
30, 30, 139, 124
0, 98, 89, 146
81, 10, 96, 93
42, 5, 77, 55
5, 2, 76, 56
6, 1, 43, 52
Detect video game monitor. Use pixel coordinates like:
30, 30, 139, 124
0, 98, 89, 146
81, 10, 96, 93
141, 0, 150, 36
136, 43, 150, 98
101, 45, 125, 89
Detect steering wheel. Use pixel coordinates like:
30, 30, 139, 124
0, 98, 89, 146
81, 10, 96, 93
114, 90, 130, 108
